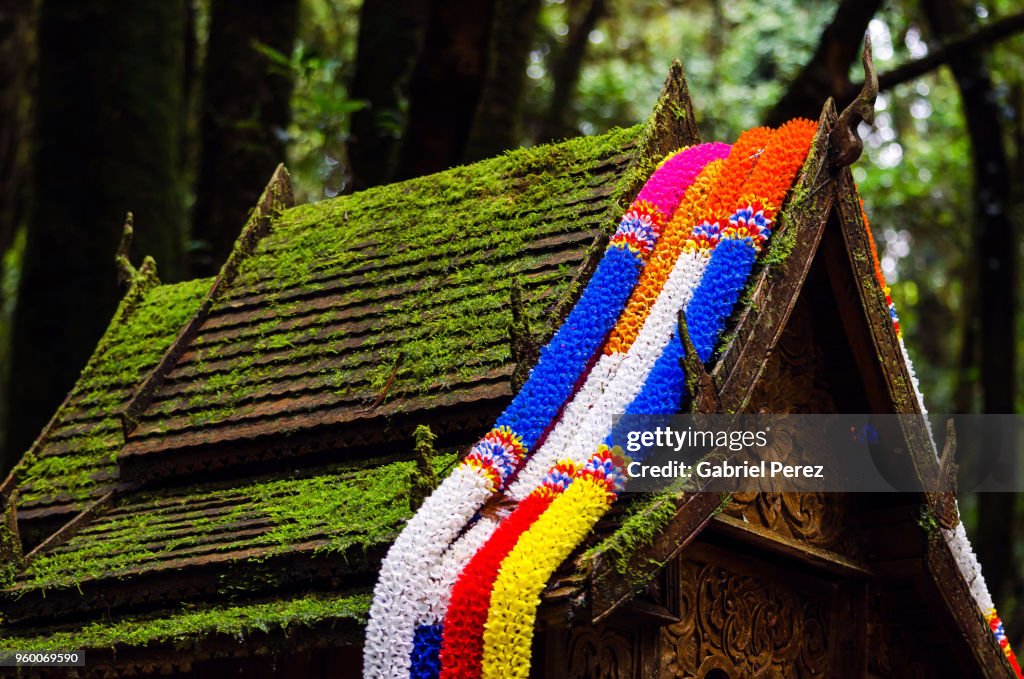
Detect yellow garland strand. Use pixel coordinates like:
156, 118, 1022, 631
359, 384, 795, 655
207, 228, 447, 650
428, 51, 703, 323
480, 477, 614, 679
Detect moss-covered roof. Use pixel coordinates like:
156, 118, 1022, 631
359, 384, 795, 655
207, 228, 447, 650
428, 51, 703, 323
0, 65, 704, 657
121, 125, 642, 464
4, 274, 211, 519
10, 453, 454, 596
0, 589, 370, 653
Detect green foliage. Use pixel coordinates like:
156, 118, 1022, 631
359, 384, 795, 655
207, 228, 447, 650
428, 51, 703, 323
527, 0, 834, 141
274, 0, 364, 201
0, 590, 371, 652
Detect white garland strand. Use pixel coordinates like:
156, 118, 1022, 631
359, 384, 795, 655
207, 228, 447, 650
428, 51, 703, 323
898, 336, 996, 616
423, 517, 499, 623
364, 465, 494, 678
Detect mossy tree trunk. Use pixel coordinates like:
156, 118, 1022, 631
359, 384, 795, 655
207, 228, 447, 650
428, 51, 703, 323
0, 0, 31, 259
4, 0, 187, 471
349, 0, 541, 186
537, 0, 606, 143
764, 0, 881, 125
923, 0, 1018, 610
347, 0, 430, 192
395, 0, 495, 181
0, 0, 35, 462
191, 0, 299, 275
463, 0, 543, 162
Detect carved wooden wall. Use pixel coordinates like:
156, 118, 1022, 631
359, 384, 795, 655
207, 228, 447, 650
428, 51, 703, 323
551, 255, 972, 678
554, 288, 878, 678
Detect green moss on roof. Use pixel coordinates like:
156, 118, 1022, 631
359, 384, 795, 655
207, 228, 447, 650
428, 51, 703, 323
137, 125, 643, 434
583, 488, 681, 581
0, 590, 370, 652
238, 124, 640, 296
16, 454, 457, 591
13, 277, 213, 506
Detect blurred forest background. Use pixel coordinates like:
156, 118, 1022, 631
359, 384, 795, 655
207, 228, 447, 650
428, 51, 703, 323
1, 0, 1023, 644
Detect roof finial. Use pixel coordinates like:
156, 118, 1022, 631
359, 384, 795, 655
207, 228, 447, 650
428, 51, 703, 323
829, 35, 878, 169
115, 212, 136, 286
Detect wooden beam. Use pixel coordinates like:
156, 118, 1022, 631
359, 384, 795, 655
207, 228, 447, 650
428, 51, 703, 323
708, 513, 872, 577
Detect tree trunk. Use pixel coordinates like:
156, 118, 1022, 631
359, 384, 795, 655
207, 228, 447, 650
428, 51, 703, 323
538, 0, 606, 142
0, 0, 35, 472
347, 0, 430, 191
395, 0, 495, 181
0, 0, 31, 261
4, 0, 187, 470
765, 0, 881, 125
191, 0, 299, 275
923, 0, 1017, 607
463, 0, 543, 161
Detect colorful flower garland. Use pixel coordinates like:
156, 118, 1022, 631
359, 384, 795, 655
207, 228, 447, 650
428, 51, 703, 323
403, 144, 727, 679
480, 447, 626, 679
432, 144, 743, 679
365, 142, 714, 679
474, 120, 818, 679
437, 461, 577, 679
860, 199, 1023, 678
508, 132, 771, 499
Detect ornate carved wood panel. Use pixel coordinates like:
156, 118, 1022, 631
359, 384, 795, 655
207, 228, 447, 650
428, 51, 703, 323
723, 294, 863, 560
565, 623, 637, 679
658, 542, 835, 678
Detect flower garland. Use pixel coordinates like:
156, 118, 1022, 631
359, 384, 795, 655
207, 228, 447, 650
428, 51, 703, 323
631, 119, 817, 408
475, 121, 817, 679
365, 142, 709, 679
437, 462, 577, 679
508, 133, 770, 499
402, 144, 726, 679
480, 448, 626, 679
409, 517, 499, 679
414, 144, 731, 679
860, 199, 1023, 678
990, 609, 1024, 677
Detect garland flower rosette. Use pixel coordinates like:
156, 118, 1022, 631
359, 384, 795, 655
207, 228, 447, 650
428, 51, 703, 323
401, 143, 728, 679
860, 200, 1023, 678
477, 120, 818, 679
364, 142, 710, 679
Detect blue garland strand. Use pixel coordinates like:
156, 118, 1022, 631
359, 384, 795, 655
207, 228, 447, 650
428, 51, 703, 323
605, 239, 758, 458
410, 624, 444, 679
683, 240, 757, 363
495, 245, 644, 450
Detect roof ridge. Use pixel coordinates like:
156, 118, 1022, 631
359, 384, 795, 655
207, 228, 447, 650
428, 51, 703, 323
121, 164, 294, 437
